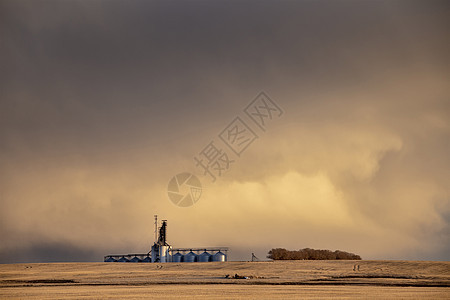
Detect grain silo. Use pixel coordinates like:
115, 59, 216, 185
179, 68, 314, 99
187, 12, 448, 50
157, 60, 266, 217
141, 256, 151, 262
104, 257, 116, 262
172, 252, 183, 263
198, 251, 211, 262
212, 251, 227, 262
129, 256, 140, 263
117, 256, 129, 262
183, 251, 197, 262
104, 216, 229, 263
150, 219, 172, 263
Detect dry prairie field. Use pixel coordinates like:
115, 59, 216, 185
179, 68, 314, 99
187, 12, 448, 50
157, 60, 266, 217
1, 260, 449, 299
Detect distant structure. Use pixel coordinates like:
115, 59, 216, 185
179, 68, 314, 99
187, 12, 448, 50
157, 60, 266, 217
151, 217, 170, 263
104, 216, 228, 263
251, 253, 260, 262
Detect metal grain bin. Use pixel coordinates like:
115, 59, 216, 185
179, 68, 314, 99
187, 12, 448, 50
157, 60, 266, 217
183, 251, 197, 262
142, 256, 151, 262
198, 251, 211, 262
117, 256, 129, 262
172, 252, 183, 263
130, 256, 141, 263
212, 251, 226, 262
104, 257, 116, 262
159, 246, 169, 263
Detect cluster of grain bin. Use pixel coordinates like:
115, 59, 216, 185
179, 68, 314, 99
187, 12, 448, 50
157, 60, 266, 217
104, 218, 228, 263
104, 250, 227, 263
169, 250, 227, 262
104, 254, 153, 263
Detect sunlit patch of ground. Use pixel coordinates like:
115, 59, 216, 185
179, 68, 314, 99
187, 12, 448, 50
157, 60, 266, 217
1, 260, 449, 299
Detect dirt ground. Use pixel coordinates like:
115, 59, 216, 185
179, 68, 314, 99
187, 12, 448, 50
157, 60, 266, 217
1, 260, 449, 299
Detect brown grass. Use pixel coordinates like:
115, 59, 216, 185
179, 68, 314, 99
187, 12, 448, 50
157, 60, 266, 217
0, 260, 449, 299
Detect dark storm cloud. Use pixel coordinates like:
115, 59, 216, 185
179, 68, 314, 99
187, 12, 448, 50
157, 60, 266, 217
2, 1, 447, 150
2, 0, 448, 120
0, 0, 449, 262
0, 241, 99, 263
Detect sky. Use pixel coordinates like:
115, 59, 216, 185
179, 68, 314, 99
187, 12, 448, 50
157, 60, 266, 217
0, 0, 449, 263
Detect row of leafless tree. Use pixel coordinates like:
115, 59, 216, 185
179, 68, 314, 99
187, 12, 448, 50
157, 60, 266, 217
267, 248, 361, 260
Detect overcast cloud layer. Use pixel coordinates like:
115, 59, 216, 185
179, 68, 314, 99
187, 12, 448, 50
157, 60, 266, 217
1, 0, 449, 263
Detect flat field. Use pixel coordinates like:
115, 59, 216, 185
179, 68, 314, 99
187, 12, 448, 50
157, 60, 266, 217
0, 260, 449, 299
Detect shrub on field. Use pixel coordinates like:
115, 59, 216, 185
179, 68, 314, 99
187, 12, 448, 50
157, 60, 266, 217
267, 248, 361, 260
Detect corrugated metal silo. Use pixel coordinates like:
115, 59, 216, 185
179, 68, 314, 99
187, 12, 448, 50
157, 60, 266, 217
159, 246, 169, 263
104, 257, 116, 262
198, 251, 211, 262
212, 251, 226, 262
183, 251, 197, 262
172, 252, 183, 263
130, 256, 140, 263
151, 244, 158, 263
